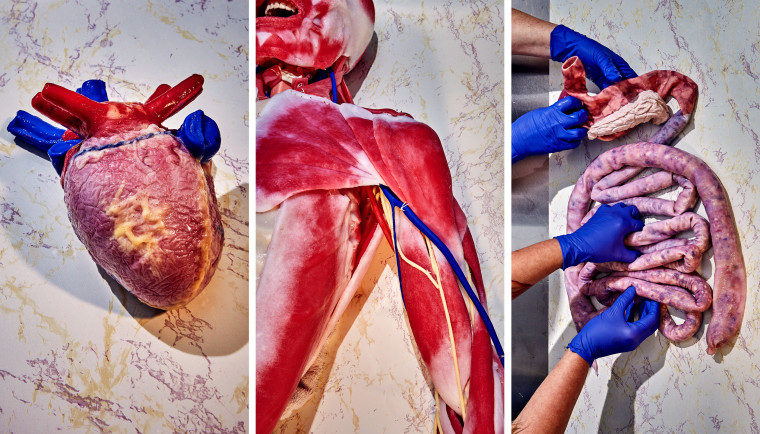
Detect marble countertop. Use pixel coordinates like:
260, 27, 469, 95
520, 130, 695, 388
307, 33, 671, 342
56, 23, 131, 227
548, 1, 760, 431
265, 0, 504, 432
0, 1, 248, 432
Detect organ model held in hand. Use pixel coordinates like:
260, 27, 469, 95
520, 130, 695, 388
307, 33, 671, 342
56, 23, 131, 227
8, 75, 224, 310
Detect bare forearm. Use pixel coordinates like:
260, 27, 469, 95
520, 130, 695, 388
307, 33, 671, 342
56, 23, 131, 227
511, 238, 564, 299
512, 350, 589, 433
512, 8, 557, 58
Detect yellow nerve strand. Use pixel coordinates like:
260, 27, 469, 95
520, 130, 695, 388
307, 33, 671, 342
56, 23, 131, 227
379, 193, 440, 289
377, 188, 468, 421
426, 236, 467, 420
434, 391, 443, 433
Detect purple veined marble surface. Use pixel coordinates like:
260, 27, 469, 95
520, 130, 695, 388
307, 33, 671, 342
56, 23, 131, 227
547, 0, 760, 432
0, 1, 248, 432
256, 0, 504, 432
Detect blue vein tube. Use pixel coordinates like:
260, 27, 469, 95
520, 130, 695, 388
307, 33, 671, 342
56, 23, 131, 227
380, 184, 504, 366
328, 67, 338, 103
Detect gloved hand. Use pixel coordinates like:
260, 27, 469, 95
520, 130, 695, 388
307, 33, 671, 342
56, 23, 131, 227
512, 96, 588, 163
568, 286, 659, 365
550, 24, 637, 90
555, 203, 643, 269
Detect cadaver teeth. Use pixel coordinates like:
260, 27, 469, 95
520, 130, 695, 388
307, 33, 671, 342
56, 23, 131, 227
265, 2, 297, 17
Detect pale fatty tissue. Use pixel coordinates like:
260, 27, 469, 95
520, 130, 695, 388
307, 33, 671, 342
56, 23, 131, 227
587, 90, 669, 140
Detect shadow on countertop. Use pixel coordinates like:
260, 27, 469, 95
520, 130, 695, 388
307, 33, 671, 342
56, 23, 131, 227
108, 183, 250, 357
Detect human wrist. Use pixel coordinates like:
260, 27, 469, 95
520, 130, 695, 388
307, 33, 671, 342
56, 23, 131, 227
512, 9, 556, 58
564, 347, 593, 368
567, 334, 594, 366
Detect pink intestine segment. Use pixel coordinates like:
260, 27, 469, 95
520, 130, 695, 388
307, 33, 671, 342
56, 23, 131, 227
564, 142, 745, 355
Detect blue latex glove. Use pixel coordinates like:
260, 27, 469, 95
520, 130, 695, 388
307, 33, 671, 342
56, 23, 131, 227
568, 286, 660, 365
177, 110, 221, 163
555, 203, 643, 269
512, 96, 588, 163
550, 24, 637, 90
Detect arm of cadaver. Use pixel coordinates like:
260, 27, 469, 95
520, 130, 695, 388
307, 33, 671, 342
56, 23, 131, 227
255, 190, 362, 434
256, 210, 385, 383
345, 107, 503, 431
256, 90, 502, 431
512, 350, 589, 434
302, 226, 384, 371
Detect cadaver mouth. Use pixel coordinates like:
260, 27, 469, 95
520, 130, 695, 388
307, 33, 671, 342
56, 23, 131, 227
258, 0, 299, 18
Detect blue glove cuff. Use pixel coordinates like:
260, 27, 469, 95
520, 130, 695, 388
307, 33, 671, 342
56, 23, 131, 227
567, 339, 594, 366
511, 141, 522, 164
555, 234, 586, 269
550, 24, 582, 62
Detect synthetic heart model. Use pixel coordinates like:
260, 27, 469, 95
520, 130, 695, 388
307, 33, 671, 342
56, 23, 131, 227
256, 0, 503, 433
9, 75, 224, 310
